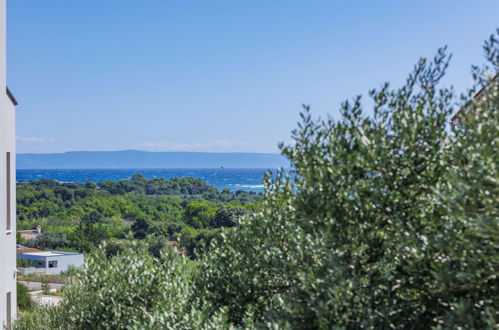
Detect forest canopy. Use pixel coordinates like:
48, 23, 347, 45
17, 176, 260, 255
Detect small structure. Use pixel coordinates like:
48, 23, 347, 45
16, 244, 41, 254
17, 251, 84, 275
18, 225, 42, 241
167, 241, 186, 256
29, 289, 62, 307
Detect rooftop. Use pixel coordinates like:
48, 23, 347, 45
16, 245, 42, 254
21, 251, 83, 257
18, 229, 40, 234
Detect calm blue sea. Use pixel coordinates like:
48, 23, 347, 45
16, 168, 271, 193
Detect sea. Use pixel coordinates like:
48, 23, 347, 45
16, 168, 273, 193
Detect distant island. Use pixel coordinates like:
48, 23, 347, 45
16, 150, 289, 169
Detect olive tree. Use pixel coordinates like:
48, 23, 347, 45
199, 33, 498, 328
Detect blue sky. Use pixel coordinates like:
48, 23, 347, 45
9, 0, 498, 154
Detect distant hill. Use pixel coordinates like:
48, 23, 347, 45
16, 150, 289, 169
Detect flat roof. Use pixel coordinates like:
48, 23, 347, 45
16, 248, 42, 254
21, 251, 83, 257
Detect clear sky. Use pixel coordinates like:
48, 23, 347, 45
8, 0, 498, 154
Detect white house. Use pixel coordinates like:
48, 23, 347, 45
0, 0, 17, 327
18, 251, 85, 275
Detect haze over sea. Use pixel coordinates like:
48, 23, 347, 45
16, 168, 269, 193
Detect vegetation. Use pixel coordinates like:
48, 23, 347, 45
40, 276, 51, 295
17, 176, 260, 254
16, 283, 33, 312
18, 274, 65, 285
14, 241, 229, 330
15, 31, 498, 329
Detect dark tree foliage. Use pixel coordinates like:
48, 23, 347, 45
17, 283, 33, 311
26, 231, 70, 250
210, 206, 246, 228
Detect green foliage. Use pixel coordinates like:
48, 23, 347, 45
16, 231, 26, 245
14, 242, 229, 330
17, 282, 33, 311
99, 176, 217, 196
210, 206, 246, 228
17, 257, 32, 268
198, 37, 499, 328
17, 176, 259, 255
177, 227, 222, 259
27, 231, 70, 250
68, 221, 110, 253
184, 202, 217, 228
41, 276, 51, 295
145, 235, 171, 258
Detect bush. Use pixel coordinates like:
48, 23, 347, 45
198, 36, 498, 328
15, 242, 229, 329
17, 283, 33, 311
209, 206, 246, 228
41, 276, 51, 295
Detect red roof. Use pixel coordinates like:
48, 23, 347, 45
16, 248, 41, 254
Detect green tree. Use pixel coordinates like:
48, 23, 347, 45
209, 206, 245, 228
198, 35, 498, 328
16, 231, 26, 245
41, 276, 51, 295
81, 210, 105, 224
27, 231, 70, 250
84, 180, 97, 190
131, 214, 152, 239
184, 202, 217, 228
69, 222, 110, 252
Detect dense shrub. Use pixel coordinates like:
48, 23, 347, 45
14, 242, 229, 330
17, 283, 33, 312
198, 36, 498, 328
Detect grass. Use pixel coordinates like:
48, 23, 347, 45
18, 273, 65, 284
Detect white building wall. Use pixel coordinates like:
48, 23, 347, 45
18, 253, 85, 275
0, 0, 17, 327
45, 254, 85, 275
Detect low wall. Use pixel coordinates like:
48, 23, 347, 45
29, 290, 62, 306
18, 267, 47, 275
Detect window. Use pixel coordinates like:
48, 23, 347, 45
6, 152, 11, 231
48, 260, 58, 268
6, 291, 12, 328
